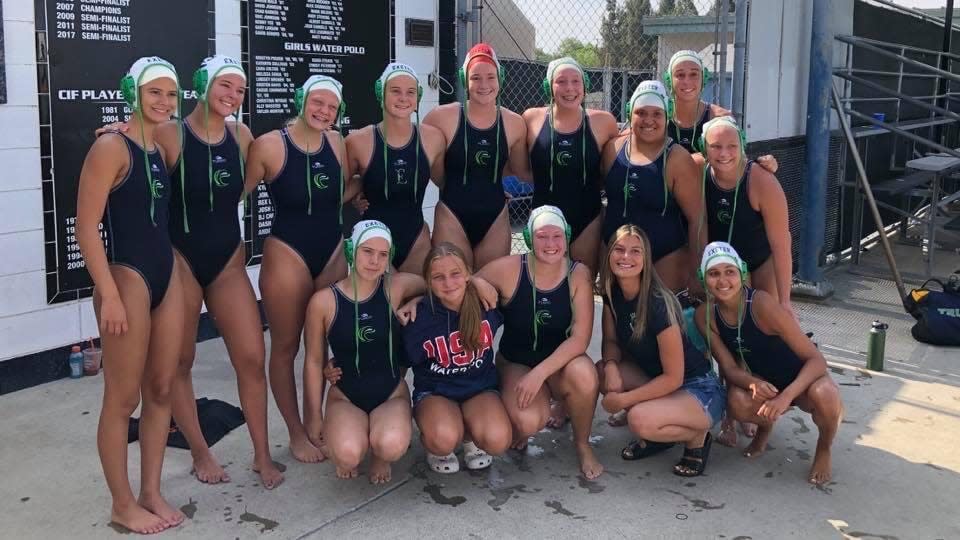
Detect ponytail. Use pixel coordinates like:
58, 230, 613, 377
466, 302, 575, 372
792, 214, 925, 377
459, 279, 484, 351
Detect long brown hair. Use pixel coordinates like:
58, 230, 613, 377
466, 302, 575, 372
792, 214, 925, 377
422, 242, 485, 351
598, 224, 683, 341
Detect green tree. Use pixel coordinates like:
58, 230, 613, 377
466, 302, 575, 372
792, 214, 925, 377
600, 0, 624, 66
675, 0, 699, 15
622, 0, 657, 69
535, 47, 554, 62
555, 38, 602, 68
657, 0, 676, 16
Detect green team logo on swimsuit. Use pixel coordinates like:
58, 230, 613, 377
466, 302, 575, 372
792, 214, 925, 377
734, 337, 752, 355
716, 209, 733, 225
628, 312, 637, 331
213, 169, 231, 188
357, 326, 376, 343
555, 150, 572, 167
312, 172, 329, 190
535, 309, 553, 326
474, 150, 491, 167
149, 179, 165, 200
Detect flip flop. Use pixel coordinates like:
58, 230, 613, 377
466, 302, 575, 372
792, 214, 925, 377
620, 439, 675, 461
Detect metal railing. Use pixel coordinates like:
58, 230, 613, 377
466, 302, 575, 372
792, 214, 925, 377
833, 34, 960, 278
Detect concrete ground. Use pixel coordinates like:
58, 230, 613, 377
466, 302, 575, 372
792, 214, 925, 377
2, 251, 960, 539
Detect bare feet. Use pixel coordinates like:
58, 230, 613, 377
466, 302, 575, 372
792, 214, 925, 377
368, 456, 393, 484
545, 400, 569, 430
511, 436, 529, 451
606, 410, 627, 427
190, 450, 229, 484
138, 493, 185, 528
110, 501, 169, 535
290, 435, 326, 463
253, 458, 285, 490
739, 421, 758, 437
576, 443, 604, 480
808, 445, 832, 485
336, 464, 359, 479
716, 417, 738, 448
743, 425, 772, 458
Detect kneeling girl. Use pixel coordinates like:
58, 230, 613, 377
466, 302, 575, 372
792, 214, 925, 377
597, 224, 725, 477
303, 220, 425, 484
404, 243, 512, 473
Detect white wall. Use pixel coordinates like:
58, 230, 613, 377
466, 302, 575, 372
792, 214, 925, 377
0, 0, 437, 362
744, 0, 853, 141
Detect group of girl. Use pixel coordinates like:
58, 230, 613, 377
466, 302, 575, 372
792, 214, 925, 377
76, 46, 843, 535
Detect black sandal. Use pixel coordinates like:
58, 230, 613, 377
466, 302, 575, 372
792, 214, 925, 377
673, 432, 714, 477
621, 439, 675, 461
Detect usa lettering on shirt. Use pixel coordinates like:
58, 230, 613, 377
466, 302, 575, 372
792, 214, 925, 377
420, 320, 494, 375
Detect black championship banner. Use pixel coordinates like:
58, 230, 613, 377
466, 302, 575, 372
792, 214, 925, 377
244, 0, 390, 262
43, 0, 210, 301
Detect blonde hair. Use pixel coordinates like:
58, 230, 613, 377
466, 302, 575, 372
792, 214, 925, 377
598, 224, 684, 341
422, 242, 485, 351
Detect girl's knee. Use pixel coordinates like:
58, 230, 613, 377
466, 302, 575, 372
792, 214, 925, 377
627, 408, 659, 439
104, 390, 141, 416
563, 356, 599, 396
475, 422, 512, 456
421, 423, 461, 455
332, 439, 368, 469
370, 429, 411, 462
513, 409, 547, 438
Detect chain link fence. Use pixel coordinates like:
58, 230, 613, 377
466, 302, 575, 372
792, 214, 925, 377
469, 0, 727, 253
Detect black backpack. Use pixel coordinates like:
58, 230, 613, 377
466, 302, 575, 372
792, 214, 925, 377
903, 276, 960, 346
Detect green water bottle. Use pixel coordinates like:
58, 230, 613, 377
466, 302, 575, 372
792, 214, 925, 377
867, 320, 887, 371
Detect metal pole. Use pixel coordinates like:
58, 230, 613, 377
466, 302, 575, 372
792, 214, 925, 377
732, 0, 749, 124
936, 0, 954, 143
719, 0, 730, 107
831, 84, 908, 301
799, 0, 831, 287
471, 0, 481, 47
456, 0, 468, 103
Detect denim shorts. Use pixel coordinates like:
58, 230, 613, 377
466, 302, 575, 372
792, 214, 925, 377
681, 372, 727, 427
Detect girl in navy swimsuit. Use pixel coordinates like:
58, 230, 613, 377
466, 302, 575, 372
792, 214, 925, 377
246, 75, 359, 464
77, 57, 186, 534
348, 63, 447, 274
423, 45, 529, 270
520, 57, 620, 275
146, 55, 282, 489
474, 206, 604, 479
600, 80, 703, 292
695, 241, 843, 485
303, 220, 425, 484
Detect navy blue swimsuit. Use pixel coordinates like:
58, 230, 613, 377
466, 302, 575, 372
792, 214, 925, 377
705, 161, 771, 271
530, 112, 603, 242
169, 122, 245, 288
327, 277, 405, 413
603, 140, 687, 261
499, 255, 576, 368
403, 295, 503, 404
102, 134, 174, 310
441, 105, 510, 247
363, 126, 431, 268
714, 287, 804, 391
667, 105, 711, 154
267, 129, 344, 279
